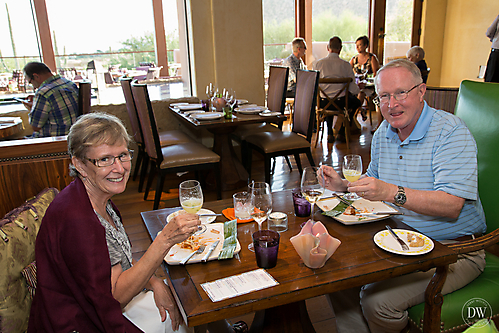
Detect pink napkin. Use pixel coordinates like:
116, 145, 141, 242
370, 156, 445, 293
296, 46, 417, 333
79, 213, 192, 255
290, 220, 341, 269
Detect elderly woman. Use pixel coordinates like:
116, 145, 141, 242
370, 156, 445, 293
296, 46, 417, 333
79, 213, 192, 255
28, 113, 199, 332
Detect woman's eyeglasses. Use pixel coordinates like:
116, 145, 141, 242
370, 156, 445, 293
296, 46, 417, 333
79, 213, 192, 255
86, 150, 134, 167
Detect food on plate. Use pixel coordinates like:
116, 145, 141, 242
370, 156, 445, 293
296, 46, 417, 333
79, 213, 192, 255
344, 206, 356, 215
210, 229, 220, 234
179, 235, 202, 251
407, 232, 424, 247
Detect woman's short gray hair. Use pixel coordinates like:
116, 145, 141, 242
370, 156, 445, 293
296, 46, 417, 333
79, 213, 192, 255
374, 59, 423, 93
68, 112, 132, 177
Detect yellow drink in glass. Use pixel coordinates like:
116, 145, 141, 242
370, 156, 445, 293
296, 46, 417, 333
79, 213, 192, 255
181, 198, 203, 214
343, 170, 361, 183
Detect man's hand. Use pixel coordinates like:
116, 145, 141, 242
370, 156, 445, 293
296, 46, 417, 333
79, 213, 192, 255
346, 177, 397, 202
150, 279, 184, 331
320, 165, 347, 192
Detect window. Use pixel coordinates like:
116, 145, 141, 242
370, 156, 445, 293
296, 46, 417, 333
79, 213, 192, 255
384, 0, 414, 63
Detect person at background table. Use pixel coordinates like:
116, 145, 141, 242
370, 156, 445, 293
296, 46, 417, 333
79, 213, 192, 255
282, 37, 307, 98
406, 46, 428, 84
23, 62, 79, 137
485, 14, 499, 82
349, 35, 380, 124
313, 36, 363, 143
321, 59, 486, 333
28, 113, 199, 333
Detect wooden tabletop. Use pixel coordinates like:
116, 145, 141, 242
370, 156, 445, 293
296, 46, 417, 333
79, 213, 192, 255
141, 190, 457, 332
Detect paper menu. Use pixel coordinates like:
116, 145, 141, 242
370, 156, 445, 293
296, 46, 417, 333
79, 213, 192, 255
201, 269, 279, 302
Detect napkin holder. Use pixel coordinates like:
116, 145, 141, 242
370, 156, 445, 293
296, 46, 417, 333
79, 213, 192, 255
290, 220, 341, 269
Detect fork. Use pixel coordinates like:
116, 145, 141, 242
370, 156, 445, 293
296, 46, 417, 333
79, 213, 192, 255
333, 193, 361, 213
180, 244, 206, 265
386, 225, 409, 251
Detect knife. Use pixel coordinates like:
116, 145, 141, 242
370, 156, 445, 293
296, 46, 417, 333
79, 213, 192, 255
201, 240, 220, 262
332, 193, 360, 213
385, 225, 409, 251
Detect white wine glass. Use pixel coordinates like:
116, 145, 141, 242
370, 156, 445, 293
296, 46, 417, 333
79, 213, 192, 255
179, 180, 206, 235
248, 182, 272, 252
343, 154, 363, 200
301, 166, 325, 223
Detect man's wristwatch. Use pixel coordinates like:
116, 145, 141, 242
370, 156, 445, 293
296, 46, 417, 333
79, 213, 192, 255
394, 186, 406, 206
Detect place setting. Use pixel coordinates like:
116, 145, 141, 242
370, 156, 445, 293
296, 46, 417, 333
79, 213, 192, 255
162, 180, 241, 265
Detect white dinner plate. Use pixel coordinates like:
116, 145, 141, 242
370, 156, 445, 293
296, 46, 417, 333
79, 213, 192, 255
316, 197, 399, 225
259, 111, 281, 117
163, 222, 241, 265
234, 105, 268, 114
166, 208, 217, 224
170, 102, 189, 107
236, 99, 249, 105
373, 229, 434, 255
184, 110, 206, 116
177, 104, 203, 111
191, 112, 224, 120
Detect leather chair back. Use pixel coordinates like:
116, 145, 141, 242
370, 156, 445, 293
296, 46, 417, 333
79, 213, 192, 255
455, 80, 499, 232
292, 69, 319, 141
121, 78, 144, 145
131, 82, 162, 162
78, 81, 91, 115
267, 66, 289, 114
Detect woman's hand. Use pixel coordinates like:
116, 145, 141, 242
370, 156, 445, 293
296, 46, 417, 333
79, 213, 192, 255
320, 165, 347, 192
150, 278, 184, 330
159, 212, 200, 248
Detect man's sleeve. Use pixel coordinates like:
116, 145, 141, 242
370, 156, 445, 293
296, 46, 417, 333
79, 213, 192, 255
29, 94, 50, 129
486, 15, 499, 40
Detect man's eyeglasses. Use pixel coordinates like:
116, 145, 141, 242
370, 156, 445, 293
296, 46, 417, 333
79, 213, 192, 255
86, 150, 134, 167
373, 83, 422, 106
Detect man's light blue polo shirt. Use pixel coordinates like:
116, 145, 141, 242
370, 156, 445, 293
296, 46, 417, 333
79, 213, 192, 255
366, 102, 486, 240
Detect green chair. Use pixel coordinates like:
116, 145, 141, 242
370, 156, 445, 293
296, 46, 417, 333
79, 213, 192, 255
408, 80, 499, 332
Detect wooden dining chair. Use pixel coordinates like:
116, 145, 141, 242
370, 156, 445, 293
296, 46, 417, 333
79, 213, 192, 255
245, 69, 319, 184
77, 80, 92, 116
314, 77, 353, 149
407, 80, 499, 332
121, 78, 193, 192
234, 66, 290, 171
131, 82, 221, 210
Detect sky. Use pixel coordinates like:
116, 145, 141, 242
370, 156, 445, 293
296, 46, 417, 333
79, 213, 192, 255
0, 0, 179, 58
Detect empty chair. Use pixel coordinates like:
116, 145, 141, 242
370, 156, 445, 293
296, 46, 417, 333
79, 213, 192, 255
245, 69, 319, 184
78, 81, 92, 116
131, 81, 221, 209
315, 77, 354, 149
121, 78, 193, 192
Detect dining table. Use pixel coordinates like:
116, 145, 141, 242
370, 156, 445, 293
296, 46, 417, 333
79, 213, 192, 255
169, 106, 286, 191
141, 190, 458, 333
0, 116, 24, 140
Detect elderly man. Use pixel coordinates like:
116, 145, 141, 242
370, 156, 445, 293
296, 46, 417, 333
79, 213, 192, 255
406, 46, 428, 83
23, 62, 79, 137
313, 36, 363, 143
322, 59, 486, 333
282, 37, 307, 98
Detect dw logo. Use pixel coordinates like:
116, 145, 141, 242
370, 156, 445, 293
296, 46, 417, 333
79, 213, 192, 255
462, 298, 492, 327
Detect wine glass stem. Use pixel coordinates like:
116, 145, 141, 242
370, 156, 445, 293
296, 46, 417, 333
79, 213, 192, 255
311, 203, 315, 222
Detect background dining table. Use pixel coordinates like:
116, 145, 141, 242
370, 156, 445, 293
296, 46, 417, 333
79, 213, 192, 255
0, 116, 23, 140
169, 106, 286, 191
142, 189, 458, 333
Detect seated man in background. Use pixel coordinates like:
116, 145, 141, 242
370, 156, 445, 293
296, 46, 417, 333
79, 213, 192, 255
322, 59, 486, 333
406, 46, 428, 83
23, 62, 79, 137
313, 36, 363, 143
282, 37, 307, 98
